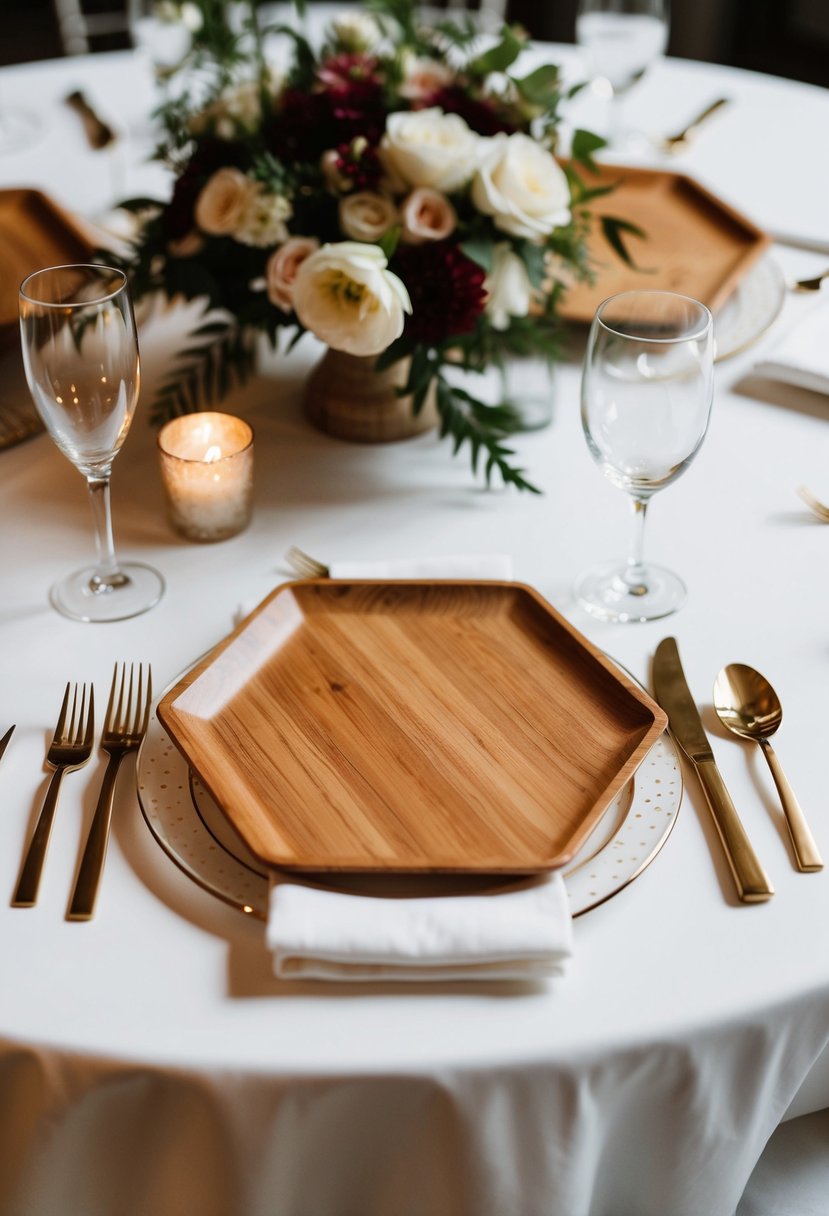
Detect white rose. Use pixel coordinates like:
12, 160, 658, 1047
380, 108, 480, 194
472, 133, 570, 240
293, 241, 412, 357
266, 236, 320, 312
235, 188, 293, 247
339, 192, 399, 243
330, 10, 381, 52
194, 167, 255, 236
486, 243, 532, 331
399, 187, 456, 244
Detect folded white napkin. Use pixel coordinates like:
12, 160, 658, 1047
267, 873, 573, 982
754, 299, 829, 395
263, 553, 574, 983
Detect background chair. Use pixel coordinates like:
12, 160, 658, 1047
52, 0, 129, 55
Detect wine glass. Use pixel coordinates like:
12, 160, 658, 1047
574, 290, 713, 623
19, 264, 164, 623
576, 0, 669, 149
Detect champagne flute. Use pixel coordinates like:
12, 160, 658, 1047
19, 264, 164, 623
574, 290, 713, 623
576, 0, 669, 149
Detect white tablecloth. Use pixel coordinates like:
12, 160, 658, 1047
0, 35, 828, 1216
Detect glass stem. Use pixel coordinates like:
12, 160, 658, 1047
86, 475, 129, 594
624, 496, 649, 596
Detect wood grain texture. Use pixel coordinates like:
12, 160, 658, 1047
0, 189, 93, 336
304, 349, 439, 443
157, 581, 667, 873
558, 164, 770, 325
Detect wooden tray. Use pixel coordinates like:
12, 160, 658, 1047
0, 188, 93, 341
157, 580, 667, 874
559, 164, 770, 324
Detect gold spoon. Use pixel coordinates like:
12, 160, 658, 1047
713, 664, 823, 872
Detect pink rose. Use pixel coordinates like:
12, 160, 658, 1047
266, 236, 320, 312
399, 187, 457, 245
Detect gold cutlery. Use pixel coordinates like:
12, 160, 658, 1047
653, 637, 774, 903
714, 665, 823, 872
64, 90, 117, 150
797, 486, 829, 522
12, 685, 94, 907
658, 97, 730, 155
792, 269, 829, 293
68, 663, 151, 921
285, 545, 328, 578
0, 725, 14, 763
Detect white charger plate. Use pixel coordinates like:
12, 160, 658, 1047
136, 706, 682, 920
714, 253, 785, 361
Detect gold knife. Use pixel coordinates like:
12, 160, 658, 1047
653, 637, 774, 904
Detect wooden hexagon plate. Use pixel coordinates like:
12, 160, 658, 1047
157, 580, 667, 874
559, 163, 770, 323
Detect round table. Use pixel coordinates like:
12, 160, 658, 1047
0, 32, 827, 1216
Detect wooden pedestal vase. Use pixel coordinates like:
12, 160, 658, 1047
303, 349, 439, 443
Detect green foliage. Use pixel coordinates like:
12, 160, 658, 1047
116, 0, 627, 493
150, 319, 257, 425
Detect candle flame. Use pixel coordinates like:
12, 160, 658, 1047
204, 444, 223, 463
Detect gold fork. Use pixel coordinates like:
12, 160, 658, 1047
284, 545, 329, 578
792, 269, 829, 293
12, 684, 94, 908
658, 97, 730, 155
797, 485, 829, 522
67, 663, 151, 921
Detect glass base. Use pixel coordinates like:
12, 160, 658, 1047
50, 562, 165, 623
574, 561, 686, 623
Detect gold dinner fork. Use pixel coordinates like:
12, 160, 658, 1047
792, 269, 829, 293
797, 486, 829, 522
657, 97, 730, 155
285, 545, 329, 578
67, 663, 151, 921
12, 684, 94, 907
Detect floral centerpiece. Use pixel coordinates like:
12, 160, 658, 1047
117, 0, 634, 491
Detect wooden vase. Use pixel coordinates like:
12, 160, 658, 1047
303, 349, 439, 443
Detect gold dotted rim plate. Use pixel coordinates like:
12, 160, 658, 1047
136, 702, 682, 921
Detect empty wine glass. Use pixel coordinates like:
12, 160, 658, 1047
576, 0, 669, 149
19, 264, 164, 622
128, 0, 198, 84
574, 290, 713, 623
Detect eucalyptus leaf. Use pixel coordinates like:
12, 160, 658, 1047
468, 26, 524, 76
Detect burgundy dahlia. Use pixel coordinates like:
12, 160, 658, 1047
317, 52, 382, 91
393, 242, 487, 345
424, 86, 519, 136
333, 138, 383, 192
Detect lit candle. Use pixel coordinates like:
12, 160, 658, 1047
158, 412, 254, 542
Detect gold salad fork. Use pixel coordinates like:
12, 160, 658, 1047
68, 663, 151, 921
12, 684, 94, 907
